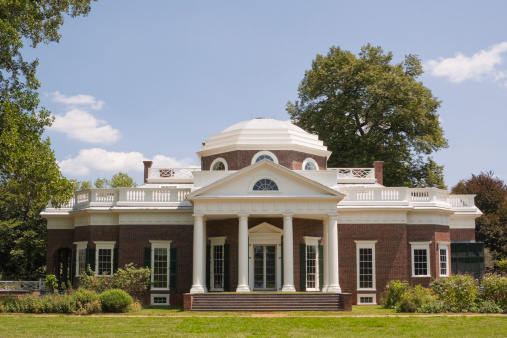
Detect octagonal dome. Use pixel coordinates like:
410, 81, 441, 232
197, 118, 331, 160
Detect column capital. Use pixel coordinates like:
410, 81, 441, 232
326, 213, 338, 220
193, 213, 204, 219
282, 213, 294, 219
237, 213, 249, 219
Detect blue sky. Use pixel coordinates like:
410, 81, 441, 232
28, 0, 507, 188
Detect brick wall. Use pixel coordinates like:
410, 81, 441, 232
450, 228, 476, 242
46, 229, 75, 275
202, 150, 327, 171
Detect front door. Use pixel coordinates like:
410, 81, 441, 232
253, 245, 277, 290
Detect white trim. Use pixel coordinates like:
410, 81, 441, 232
411, 242, 431, 277
302, 158, 319, 170
209, 237, 226, 292
74, 241, 87, 277
150, 294, 170, 306
304, 237, 321, 291
151, 242, 171, 290
94, 241, 116, 277
438, 244, 449, 277
210, 158, 228, 171
357, 294, 377, 305
355, 241, 376, 291
251, 151, 279, 165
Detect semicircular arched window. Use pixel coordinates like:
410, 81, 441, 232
253, 179, 279, 191
256, 154, 274, 162
212, 161, 226, 171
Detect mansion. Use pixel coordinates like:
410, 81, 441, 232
42, 118, 481, 308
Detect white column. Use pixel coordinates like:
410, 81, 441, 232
327, 213, 342, 293
190, 214, 206, 293
236, 214, 251, 292
202, 218, 208, 293
282, 214, 296, 292
322, 217, 329, 292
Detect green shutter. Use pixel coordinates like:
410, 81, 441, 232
300, 244, 306, 291
170, 247, 178, 290
318, 245, 324, 290
280, 244, 283, 286
71, 248, 76, 284
86, 248, 96, 273
206, 245, 211, 291
143, 247, 151, 290
224, 244, 230, 291
113, 248, 119, 273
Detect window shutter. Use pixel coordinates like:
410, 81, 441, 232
224, 244, 230, 291
113, 248, 119, 273
71, 248, 76, 284
86, 248, 96, 273
170, 247, 178, 290
143, 247, 151, 290
206, 245, 210, 291
300, 244, 306, 291
280, 243, 283, 286
318, 245, 324, 290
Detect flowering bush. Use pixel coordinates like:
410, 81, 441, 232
481, 273, 507, 311
382, 280, 410, 309
396, 285, 435, 313
430, 274, 479, 312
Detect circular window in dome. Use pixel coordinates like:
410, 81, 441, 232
210, 158, 228, 171
251, 151, 279, 165
302, 158, 318, 170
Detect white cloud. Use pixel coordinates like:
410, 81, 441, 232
50, 91, 105, 110
425, 42, 507, 83
51, 109, 120, 143
58, 148, 197, 176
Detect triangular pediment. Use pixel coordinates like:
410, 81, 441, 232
249, 222, 283, 234
187, 160, 344, 200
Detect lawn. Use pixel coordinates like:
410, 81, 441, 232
0, 306, 506, 337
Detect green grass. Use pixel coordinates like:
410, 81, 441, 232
0, 314, 505, 337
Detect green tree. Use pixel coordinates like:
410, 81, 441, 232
0, 0, 95, 279
287, 44, 448, 188
452, 171, 507, 261
93, 172, 137, 189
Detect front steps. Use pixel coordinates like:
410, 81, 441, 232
186, 293, 348, 311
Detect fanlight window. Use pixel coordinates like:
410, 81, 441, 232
253, 179, 279, 191
212, 161, 225, 171
255, 154, 274, 162
304, 161, 317, 170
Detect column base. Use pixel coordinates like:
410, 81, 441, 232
190, 285, 206, 294
321, 284, 329, 292
236, 285, 251, 292
327, 285, 342, 293
282, 285, 296, 292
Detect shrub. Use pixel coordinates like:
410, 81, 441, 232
99, 289, 133, 313
44, 274, 58, 292
0, 297, 23, 313
498, 258, 507, 273
396, 285, 435, 313
72, 289, 101, 315
383, 280, 410, 309
478, 300, 503, 313
481, 272, 507, 311
417, 300, 446, 313
430, 274, 479, 312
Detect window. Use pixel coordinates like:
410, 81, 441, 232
302, 158, 318, 170
209, 237, 226, 291
410, 242, 431, 277
253, 179, 278, 191
438, 242, 449, 277
304, 237, 321, 291
357, 294, 377, 305
94, 241, 116, 276
355, 241, 377, 290
150, 241, 172, 290
150, 294, 169, 306
211, 158, 228, 171
251, 151, 279, 165
74, 241, 87, 277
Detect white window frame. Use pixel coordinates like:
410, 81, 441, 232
150, 240, 172, 291
355, 240, 377, 291
410, 241, 431, 277
94, 241, 116, 277
249, 176, 282, 193
438, 242, 450, 277
304, 236, 321, 291
150, 294, 170, 306
209, 237, 226, 291
74, 241, 88, 277
302, 158, 319, 170
210, 157, 228, 171
357, 294, 377, 305
251, 151, 279, 165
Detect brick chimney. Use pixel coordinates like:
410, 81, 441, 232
373, 161, 384, 186
143, 161, 153, 183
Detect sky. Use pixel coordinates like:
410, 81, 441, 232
26, 0, 507, 188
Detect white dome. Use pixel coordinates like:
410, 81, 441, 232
197, 118, 331, 159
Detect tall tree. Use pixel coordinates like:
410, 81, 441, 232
452, 171, 507, 260
287, 44, 448, 188
0, 0, 95, 279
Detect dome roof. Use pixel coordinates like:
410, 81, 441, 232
197, 118, 331, 159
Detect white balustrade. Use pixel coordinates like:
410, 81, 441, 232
329, 168, 375, 179
449, 195, 475, 207
75, 191, 90, 204
149, 167, 201, 179
0, 281, 42, 292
